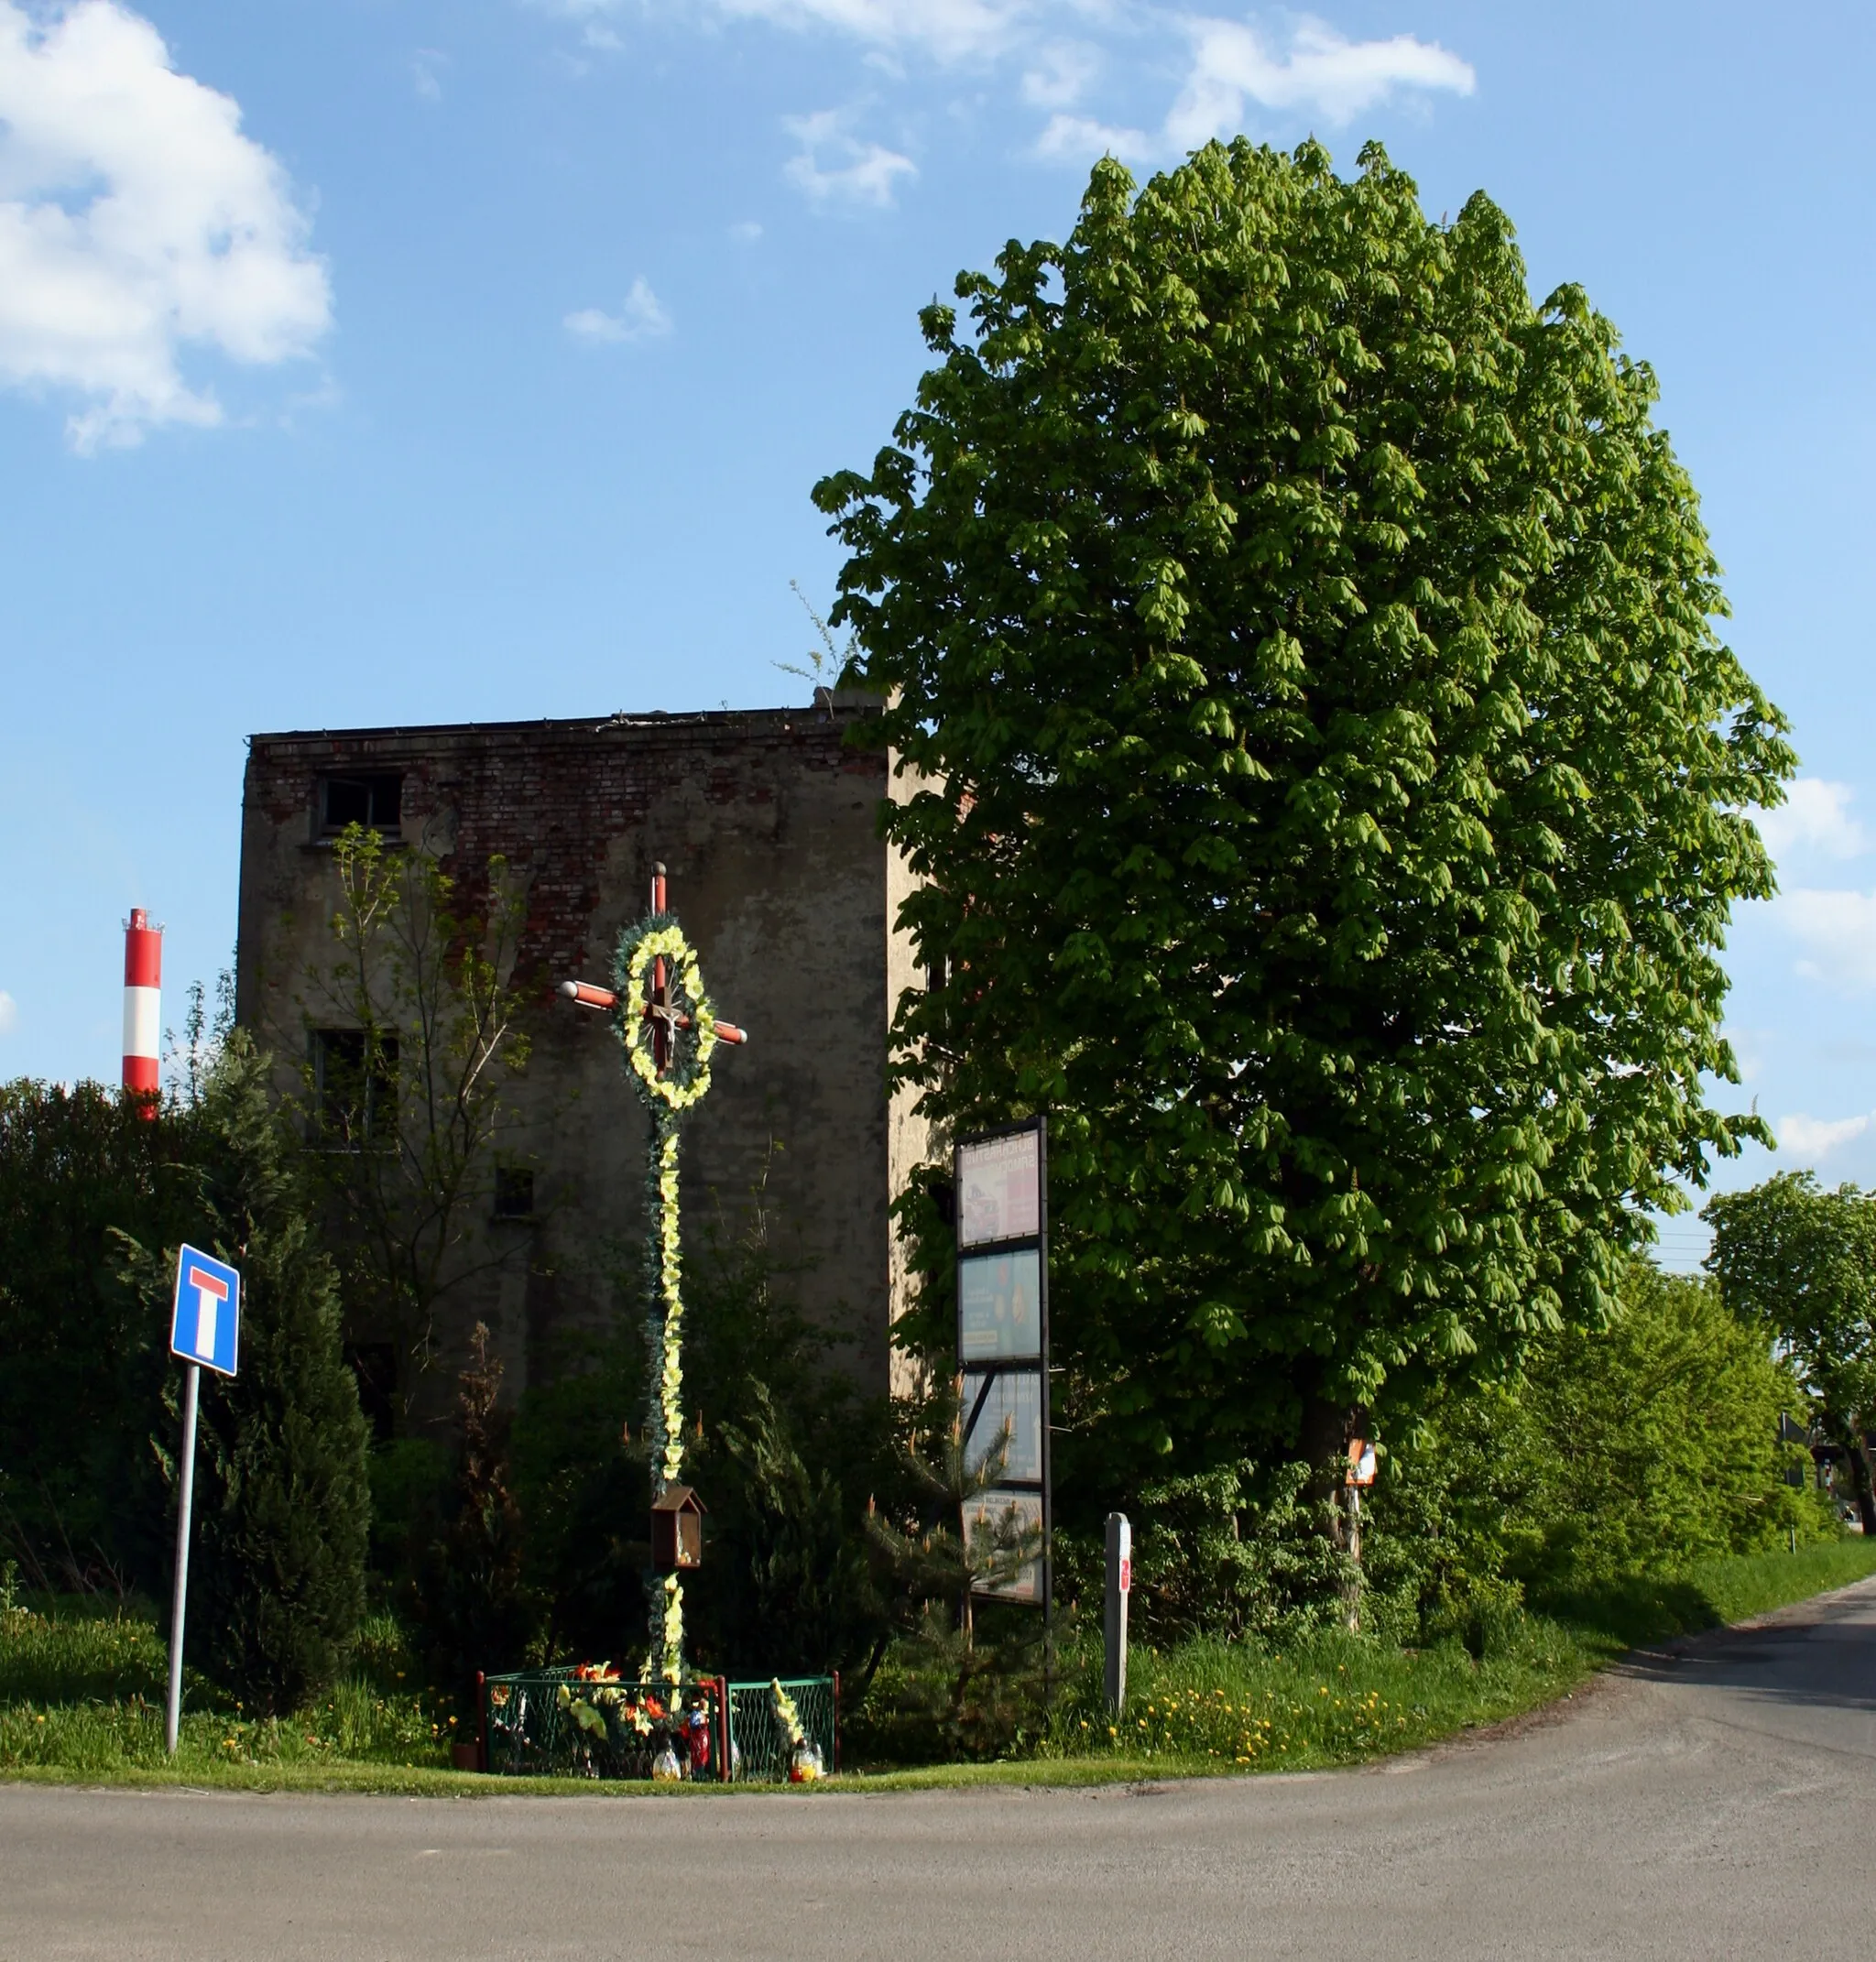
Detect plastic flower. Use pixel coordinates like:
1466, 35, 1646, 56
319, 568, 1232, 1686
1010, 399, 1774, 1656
613, 924, 720, 1112
769, 1678, 807, 1749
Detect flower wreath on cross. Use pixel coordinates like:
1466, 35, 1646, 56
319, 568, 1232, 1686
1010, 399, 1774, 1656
610, 913, 720, 1681
611, 920, 720, 1114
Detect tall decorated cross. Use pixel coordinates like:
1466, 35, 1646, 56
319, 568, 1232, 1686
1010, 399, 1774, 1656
560, 863, 747, 1680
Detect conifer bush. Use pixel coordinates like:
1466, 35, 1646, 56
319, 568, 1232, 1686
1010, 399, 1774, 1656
121, 1035, 371, 1715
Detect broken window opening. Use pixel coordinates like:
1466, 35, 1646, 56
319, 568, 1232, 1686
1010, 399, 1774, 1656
318, 771, 404, 837
493, 1167, 536, 1219
311, 1028, 399, 1148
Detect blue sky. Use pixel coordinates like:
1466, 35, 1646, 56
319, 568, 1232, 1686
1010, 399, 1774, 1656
3, 0, 1872, 1262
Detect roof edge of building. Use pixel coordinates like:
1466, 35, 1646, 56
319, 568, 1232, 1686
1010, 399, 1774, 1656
248, 697, 885, 750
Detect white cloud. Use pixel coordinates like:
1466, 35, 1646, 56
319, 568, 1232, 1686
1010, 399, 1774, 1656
0, 0, 332, 451
1166, 15, 1475, 149
1021, 39, 1096, 109
784, 108, 916, 206
1780, 888, 1876, 993
563, 277, 672, 343
729, 219, 764, 242
412, 49, 448, 101
1033, 111, 1153, 166
0, 991, 16, 1036
530, 0, 1021, 61
1774, 1111, 1870, 1161
1757, 779, 1870, 864
716, 0, 1024, 63
528, 5, 1478, 188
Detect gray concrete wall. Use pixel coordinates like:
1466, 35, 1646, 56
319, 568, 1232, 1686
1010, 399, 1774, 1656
236, 704, 922, 1416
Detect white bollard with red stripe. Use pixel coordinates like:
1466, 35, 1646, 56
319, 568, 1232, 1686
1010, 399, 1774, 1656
124, 908, 162, 1109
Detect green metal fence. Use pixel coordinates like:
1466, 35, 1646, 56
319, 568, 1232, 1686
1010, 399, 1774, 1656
477, 1669, 841, 1782
725, 1676, 839, 1781
480, 1669, 725, 1782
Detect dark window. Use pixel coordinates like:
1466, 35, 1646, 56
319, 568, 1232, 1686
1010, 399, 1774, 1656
311, 1029, 398, 1146
344, 1342, 398, 1443
319, 771, 403, 836
924, 952, 949, 993
493, 1167, 535, 1219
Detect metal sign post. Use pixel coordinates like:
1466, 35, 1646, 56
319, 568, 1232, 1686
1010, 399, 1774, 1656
164, 1244, 241, 1756
954, 1117, 1050, 1655
1104, 1512, 1130, 1717
1342, 1437, 1377, 1636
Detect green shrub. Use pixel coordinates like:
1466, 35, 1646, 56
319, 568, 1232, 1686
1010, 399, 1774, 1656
509, 1210, 898, 1679
714, 1385, 882, 1677
1364, 1260, 1829, 1640
507, 1319, 645, 1666
855, 1382, 1052, 1761
410, 1324, 538, 1708
0, 1081, 201, 1592
1117, 1460, 1350, 1647
364, 1438, 450, 1608
1516, 1262, 1823, 1582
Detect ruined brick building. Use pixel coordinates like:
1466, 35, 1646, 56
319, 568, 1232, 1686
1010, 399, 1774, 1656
235, 698, 929, 1420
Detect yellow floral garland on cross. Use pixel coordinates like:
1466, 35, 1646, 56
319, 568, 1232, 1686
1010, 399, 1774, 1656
603, 871, 745, 1683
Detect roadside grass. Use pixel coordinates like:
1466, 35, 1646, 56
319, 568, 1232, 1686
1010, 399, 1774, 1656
0, 1599, 457, 1784
1037, 1616, 1582, 1774
1536, 1537, 1876, 1653
5, 1538, 1873, 1795
1027, 1537, 1876, 1779
0, 1600, 168, 1706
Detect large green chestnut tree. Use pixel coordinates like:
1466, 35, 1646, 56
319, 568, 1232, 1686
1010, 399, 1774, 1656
815, 139, 1792, 1491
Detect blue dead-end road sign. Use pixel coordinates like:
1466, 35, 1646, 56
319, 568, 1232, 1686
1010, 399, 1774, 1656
163, 1243, 242, 1752
170, 1245, 240, 1378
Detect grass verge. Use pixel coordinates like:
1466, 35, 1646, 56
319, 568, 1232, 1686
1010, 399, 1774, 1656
5, 1538, 1873, 1796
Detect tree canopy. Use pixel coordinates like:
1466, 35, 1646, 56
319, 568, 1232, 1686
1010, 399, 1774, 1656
1706, 1172, 1876, 1533
814, 138, 1792, 1485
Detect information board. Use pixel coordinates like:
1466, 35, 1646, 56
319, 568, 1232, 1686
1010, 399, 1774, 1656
957, 1128, 1042, 1248
958, 1248, 1043, 1361
962, 1367, 1044, 1484
961, 1491, 1043, 1605
954, 1117, 1050, 1615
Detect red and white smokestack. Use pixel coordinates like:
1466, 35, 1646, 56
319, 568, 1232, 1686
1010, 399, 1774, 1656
124, 909, 162, 1109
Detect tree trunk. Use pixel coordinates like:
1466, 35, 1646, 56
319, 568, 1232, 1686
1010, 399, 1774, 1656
1816, 1411, 1876, 1536
1848, 1432, 1876, 1539
1301, 1392, 1363, 1631
1300, 1393, 1353, 1492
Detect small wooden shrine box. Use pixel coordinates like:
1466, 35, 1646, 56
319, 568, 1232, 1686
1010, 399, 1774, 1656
651, 1485, 705, 1572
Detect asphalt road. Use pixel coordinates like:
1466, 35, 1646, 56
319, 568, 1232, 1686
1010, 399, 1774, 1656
5, 1578, 1876, 1962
